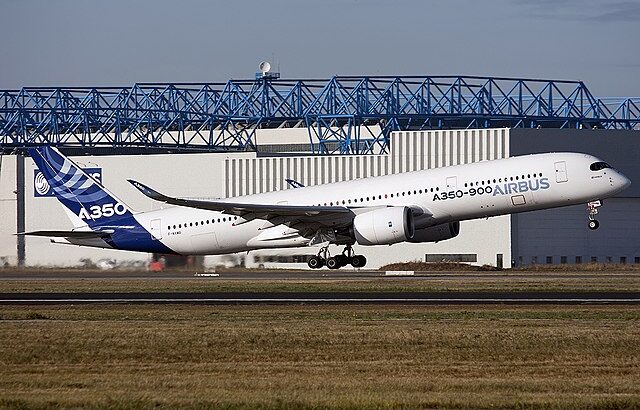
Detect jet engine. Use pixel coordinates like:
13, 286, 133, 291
352, 207, 414, 245
409, 221, 460, 243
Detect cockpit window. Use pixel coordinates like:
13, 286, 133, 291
590, 162, 611, 171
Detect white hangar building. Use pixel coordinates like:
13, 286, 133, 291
0, 127, 638, 269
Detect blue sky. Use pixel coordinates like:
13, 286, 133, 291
1, 0, 638, 96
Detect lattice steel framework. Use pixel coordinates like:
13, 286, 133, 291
1, 76, 639, 154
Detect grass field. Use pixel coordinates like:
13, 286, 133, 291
1, 304, 639, 409
1, 274, 639, 294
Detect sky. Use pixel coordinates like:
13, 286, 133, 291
1, 0, 639, 97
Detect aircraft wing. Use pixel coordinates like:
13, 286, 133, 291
128, 180, 355, 229
17, 230, 114, 238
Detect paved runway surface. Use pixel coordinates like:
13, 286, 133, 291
1, 291, 639, 305
3, 269, 639, 281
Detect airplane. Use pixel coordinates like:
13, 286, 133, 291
23, 146, 630, 269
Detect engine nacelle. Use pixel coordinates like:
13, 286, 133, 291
409, 221, 460, 243
353, 207, 414, 245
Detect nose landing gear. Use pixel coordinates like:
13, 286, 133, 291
587, 200, 601, 230
307, 244, 367, 269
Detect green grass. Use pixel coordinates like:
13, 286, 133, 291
0, 304, 639, 409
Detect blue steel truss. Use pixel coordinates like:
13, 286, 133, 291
1, 76, 639, 154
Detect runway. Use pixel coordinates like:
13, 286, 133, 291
2, 291, 639, 305
2, 269, 639, 281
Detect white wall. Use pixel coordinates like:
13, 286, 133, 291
0, 155, 17, 265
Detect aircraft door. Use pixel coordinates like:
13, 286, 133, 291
150, 218, 162, 240
554, 161, 568, 183
190, 232, 221, 253
446, 176, 457, 190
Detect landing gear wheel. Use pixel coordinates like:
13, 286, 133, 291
335, 254, 349, 267
350, 255, 367, 268
588, 219, 600, 230
308, 256, 324, 269
326, 257, 341, 270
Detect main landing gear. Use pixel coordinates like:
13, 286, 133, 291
587, 200, 601, 230
307, 244, 367, 269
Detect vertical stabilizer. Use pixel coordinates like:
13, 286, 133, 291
29, 147, 134, 229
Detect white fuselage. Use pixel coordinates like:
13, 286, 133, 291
108, 152, 628, 255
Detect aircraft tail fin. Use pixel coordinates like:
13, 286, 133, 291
28, 147, 134, 229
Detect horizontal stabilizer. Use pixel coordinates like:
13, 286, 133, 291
17, 230, 114, 238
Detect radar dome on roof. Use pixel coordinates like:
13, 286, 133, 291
258, 61, 271, 74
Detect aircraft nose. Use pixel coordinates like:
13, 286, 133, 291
616, 171, 631, 190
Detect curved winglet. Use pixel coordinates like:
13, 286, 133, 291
128, 179, 171, 202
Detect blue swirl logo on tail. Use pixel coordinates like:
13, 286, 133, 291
34, 171, 50, 196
